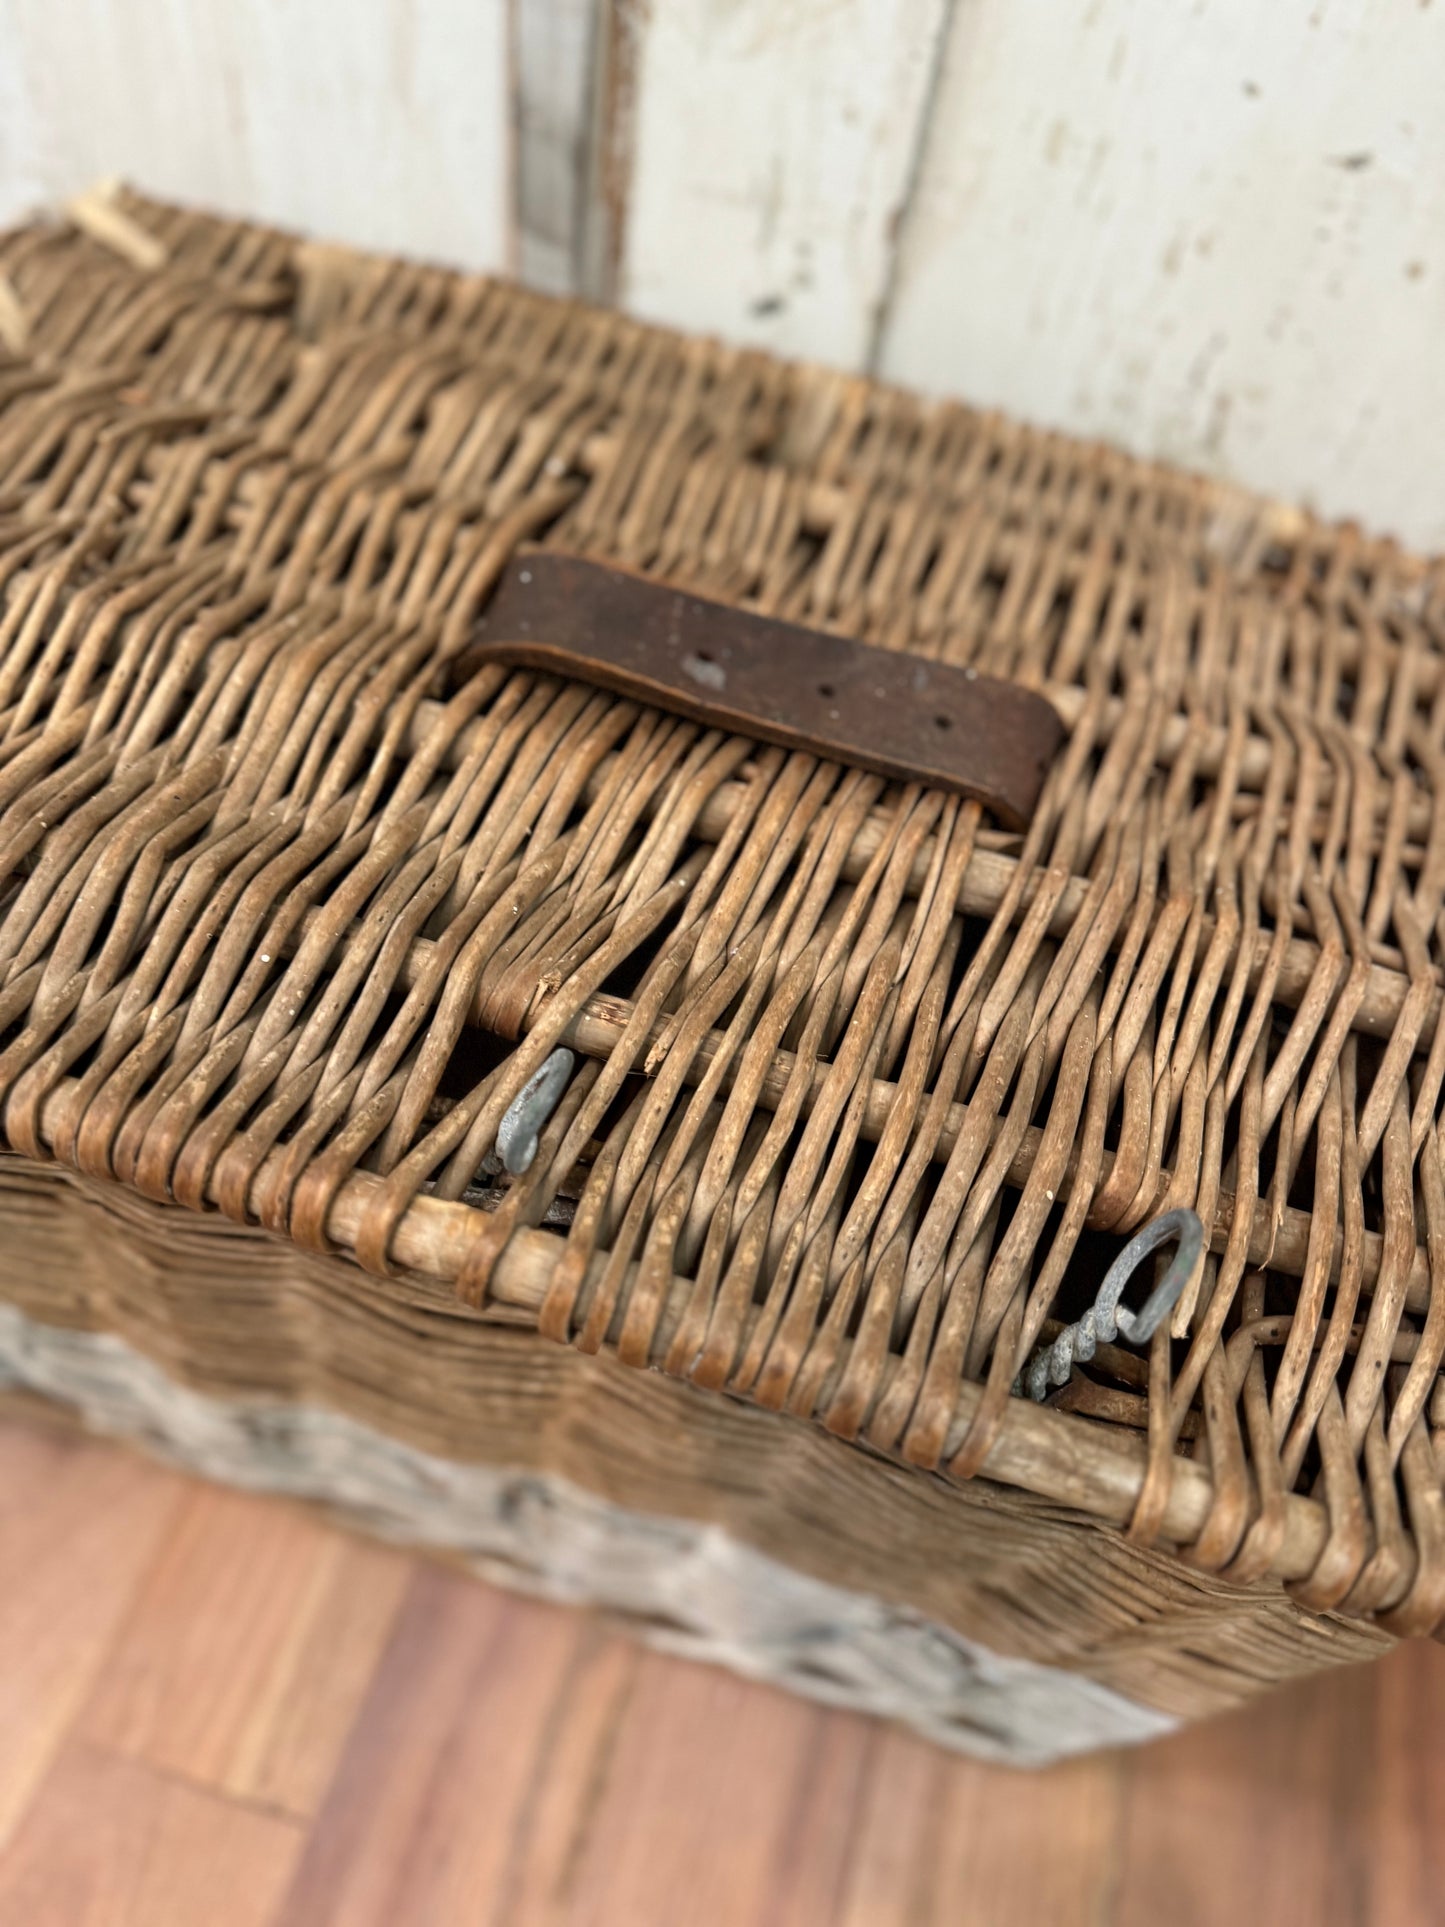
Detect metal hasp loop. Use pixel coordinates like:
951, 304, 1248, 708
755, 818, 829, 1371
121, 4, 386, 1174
495, 1048, 575, 1177
1020, 1207, 1205, 1403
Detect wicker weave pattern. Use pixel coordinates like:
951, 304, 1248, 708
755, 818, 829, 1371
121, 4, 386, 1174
0, 1155, 1388, 1725
5, 188, 1445, 1647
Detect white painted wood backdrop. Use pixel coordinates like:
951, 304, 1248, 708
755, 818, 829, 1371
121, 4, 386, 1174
1, 0, 1441, 547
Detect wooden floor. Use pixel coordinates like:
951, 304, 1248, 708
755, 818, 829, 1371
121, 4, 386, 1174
2, 1415, 1443, 1926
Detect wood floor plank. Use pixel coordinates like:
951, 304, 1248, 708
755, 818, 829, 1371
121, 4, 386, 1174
748, 1715, 1120, 1927
0, 1420, 183, 1852
757, 1707, 880, 1927
273, 1562, 604, 1927
833, 1727, 946, 1927
1359, 1642, 1445, 1927
6, 1419, 1445, 1926
0, 1742, 304, 1927
81, 1483, 410, 1819
925, 1751, 1122, 1927
827, 1724, 1122, 1927
560, 1651, 876, 1927
1111, 1653, 1383, 1927
485, 1622, 642, 1927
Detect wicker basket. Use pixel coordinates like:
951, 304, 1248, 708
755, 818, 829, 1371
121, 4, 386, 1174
2, 183, 1439, 1765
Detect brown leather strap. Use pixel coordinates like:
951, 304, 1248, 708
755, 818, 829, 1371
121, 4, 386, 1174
465, 552, 1064, 830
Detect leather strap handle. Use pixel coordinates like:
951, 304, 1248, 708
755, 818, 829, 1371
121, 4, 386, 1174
465, 552, 1063, 830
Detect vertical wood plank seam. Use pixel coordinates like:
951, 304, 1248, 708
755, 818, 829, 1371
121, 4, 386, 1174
584, 0, 645, 306
863, 0, 960, 376
512, 0, 610, 298
505, 0, 523, 280
568, 0, 605, 299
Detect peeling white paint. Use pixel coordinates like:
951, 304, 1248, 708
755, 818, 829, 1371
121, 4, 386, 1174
514, 0, 599, 294
876, 0, 1445, 547
0, 0, 510, 270
0, 0, 1443, 544
618, 0, 953, 367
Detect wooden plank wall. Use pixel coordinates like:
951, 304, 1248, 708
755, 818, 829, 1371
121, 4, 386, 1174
873, 1, 1445, 558
0, 0, 1442, 544
617, 0, 953, 368
0, 0, 513, 270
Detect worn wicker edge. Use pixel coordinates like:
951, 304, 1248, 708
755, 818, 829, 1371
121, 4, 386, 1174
26, 1069, 1334, 1583
2, 1143, 1390, 1731
0, 1301, 1182, 1766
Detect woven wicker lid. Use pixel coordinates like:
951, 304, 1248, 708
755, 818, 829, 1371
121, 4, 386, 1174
4, 184, 1445, 1648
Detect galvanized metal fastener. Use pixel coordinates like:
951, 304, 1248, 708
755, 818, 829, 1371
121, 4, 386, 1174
495, 1048, 575, 1177
1019, 1206, 1204, 1403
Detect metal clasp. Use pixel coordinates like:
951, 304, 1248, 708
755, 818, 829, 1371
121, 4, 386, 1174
1019, 1207, 1204, 1403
